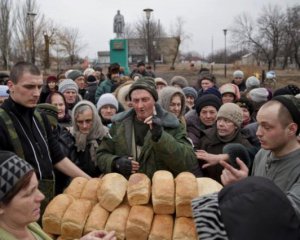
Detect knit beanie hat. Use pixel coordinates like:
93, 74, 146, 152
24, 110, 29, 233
154, 77, 168, 87
245, 76, 260, 89
195, 94, 222, 115
183, 87, 197, 100
193, 177, 300, 240
83, 68, 95, 77
46, 75, 58, 83
87, 75, 97, 83
67, 70, 84, 81
219, 83, 240, 100
0, 151, 33, 201
217, 103, 243, 127
96, 93, 119, 112
248, 87, 269, 103
233, 70, 244, 78
170, 76, 188, 88
36, 103, 58, 128
58, 79, 79, 94
273, 84, 300, 97
0, 85, 9, 97
128, 77, 158, 101
273, 95, 300, 135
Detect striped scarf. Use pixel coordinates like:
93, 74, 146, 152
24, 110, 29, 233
192, 192, 228, 240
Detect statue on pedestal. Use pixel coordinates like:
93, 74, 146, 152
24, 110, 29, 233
113, 10, 125, 39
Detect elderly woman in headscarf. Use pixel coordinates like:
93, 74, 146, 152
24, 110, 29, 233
70, 100, 109, 177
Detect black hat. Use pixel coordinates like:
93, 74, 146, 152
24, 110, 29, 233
128, 77, 158, 101
137, 61, 145, 67
195, 94, 222, 114
87, 75, 97, 83
235, 97, 254, 116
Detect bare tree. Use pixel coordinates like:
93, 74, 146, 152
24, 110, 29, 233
169, 17, 190, 70
56, 27, 85, 66
0, 0, 12, 69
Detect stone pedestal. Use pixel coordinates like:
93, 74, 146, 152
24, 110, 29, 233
110, 39, 129, 74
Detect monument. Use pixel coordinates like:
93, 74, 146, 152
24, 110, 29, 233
110, 10, 129, 74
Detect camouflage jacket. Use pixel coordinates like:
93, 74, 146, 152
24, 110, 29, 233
96, 103, 202, 178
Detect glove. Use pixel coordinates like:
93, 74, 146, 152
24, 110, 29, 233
112, 156, 132, 176
150, 115, 163, 142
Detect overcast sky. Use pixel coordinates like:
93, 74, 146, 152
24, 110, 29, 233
37, 0, 298, 59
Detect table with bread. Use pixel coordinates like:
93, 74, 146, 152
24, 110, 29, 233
42, 171, 223, 240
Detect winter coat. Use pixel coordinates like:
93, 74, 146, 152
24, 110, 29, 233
95, 78, 117, 103
197, 126, 253, 182
84, 82, 98, 104
97, 103, 202, 178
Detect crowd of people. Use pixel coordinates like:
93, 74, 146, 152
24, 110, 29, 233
0, 60, 300, 239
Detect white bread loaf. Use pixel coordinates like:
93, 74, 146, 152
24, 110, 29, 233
127, 173, 151, 206
126, 204, 154, 240
98, 173, 128, 212
148, 214, 173, 240
64, 177, 88, 199
61, 199, 93, 239
84, 203, 110, 235
80, 178, 102, 203
173, 217, 197, 240
105, 203, 131, 240
152, 170, 175, 214
175, 172, 198, 217
42, 194, 74, 235
197, 177, 223, 196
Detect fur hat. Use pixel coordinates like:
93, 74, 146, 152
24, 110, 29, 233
114, 81, 134, 111
195, 94, 222, 114
0, 151, 33, 201
248, 88, 269, 103
246, 76, 260, 89
67, 70, 84, 81
137, 61, 145, 67
96, 93, 119, 112
219, 83, 240, 100
170, 76, 188, 89
233, 70, 244, 78
129, 77, 158, 101
192, 177, 300, 240
273, 84, 300, 97
183, 87, 198, 100
217, 102, 243, 127
58, 79, 79, 94
87, 75, 97, 83
36, 103, 58, 128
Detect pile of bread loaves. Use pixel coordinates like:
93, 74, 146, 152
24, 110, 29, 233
42, 171, 223, 240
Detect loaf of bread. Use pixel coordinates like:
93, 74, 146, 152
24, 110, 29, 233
148, 214, 173, 240
83, 203, 110, 235
80, 178, 102, 203
175, 172, 198, 217
105, 203, 131, 240
127, 173, 151, 206
152, 170, 175, 214
64, 177, 88, 199
42, 194, 74, 235
61, 199, 93, 239
173, 217, 197, 240
197, 177, 223, 196
98, 173, 128, 212
126, 205, 154, 240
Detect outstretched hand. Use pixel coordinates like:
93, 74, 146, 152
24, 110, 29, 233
196, 150, 229, 169
220, 158, 249, 186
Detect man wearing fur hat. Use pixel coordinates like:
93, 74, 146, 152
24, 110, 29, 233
220, 95, 300, 218
97, 77, 202, 178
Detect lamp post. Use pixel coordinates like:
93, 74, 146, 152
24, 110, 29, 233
143, 8, 153, 64
223, 29, 227, 78
43, 29, 55, 71
27, 12, 37, 64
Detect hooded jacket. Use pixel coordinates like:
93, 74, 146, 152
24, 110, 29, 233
96, 103, 202, 178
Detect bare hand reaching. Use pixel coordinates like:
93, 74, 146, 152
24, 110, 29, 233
220, 158, 249, 186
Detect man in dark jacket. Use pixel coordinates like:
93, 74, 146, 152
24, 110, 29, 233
97, 77, 202, 178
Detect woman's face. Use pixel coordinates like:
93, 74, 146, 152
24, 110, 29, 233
217, 117, 237, 137
169, 95, 182, 118
199, 106, 218, 126
222, 93, 235, 104
241, 107, 250, 122
47, 81, 56, 90
76, 108, 93, 134
100, 105, 117, 120
186, 96, 195, 109
51, 94, 66, 119
0, 174, 44, 226
201, 80, 214, 91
